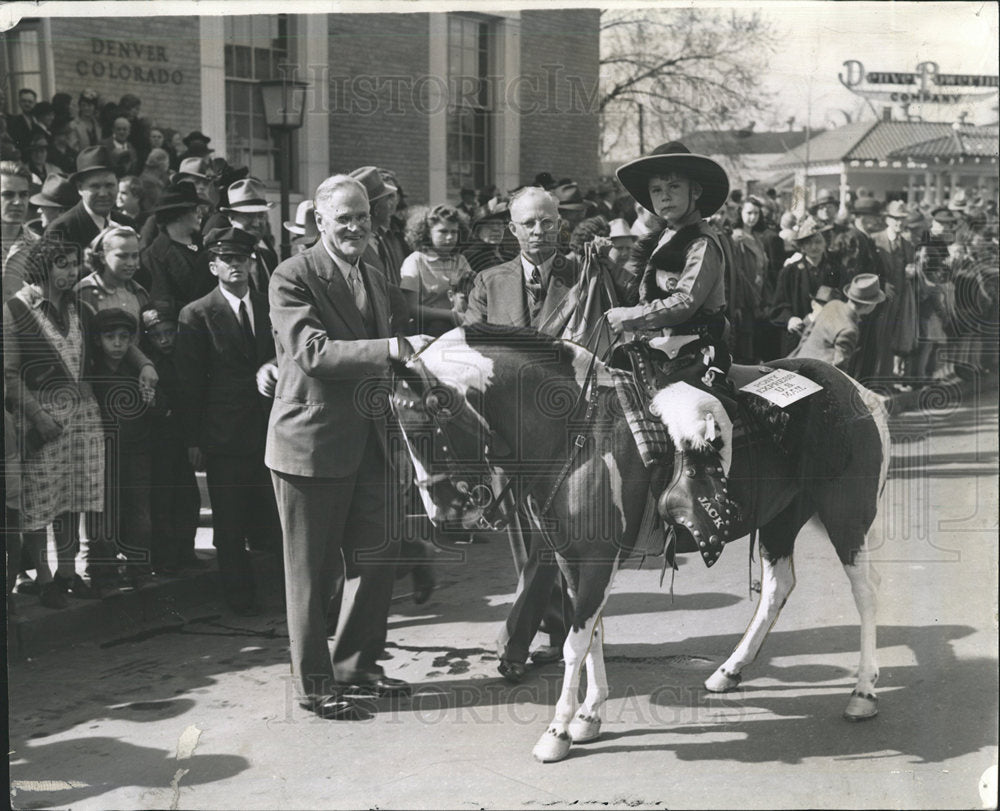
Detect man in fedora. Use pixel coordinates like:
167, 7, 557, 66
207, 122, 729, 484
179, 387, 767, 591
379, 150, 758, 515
790, 273, 884, 370
7, 173, 78, 262
830, 194, 880, 285
606, 140, 740, 566
45, 145, 135, 250
175, 226, 281, 616
266, 174, 418, 720
142, 180, 214, 309
874, 200, 919, 381
283, 199, 318, 255
180, 131, 212, 161
218, 177, 278, 298
349, 165, 409, 330
771, 214, 845, 356
175, 157, 216, 207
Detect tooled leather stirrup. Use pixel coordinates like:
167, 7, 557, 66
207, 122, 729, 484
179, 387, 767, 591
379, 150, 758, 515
657, 447, 739, 567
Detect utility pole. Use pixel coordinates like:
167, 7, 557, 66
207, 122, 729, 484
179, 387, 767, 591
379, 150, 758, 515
638, 102, 646, 154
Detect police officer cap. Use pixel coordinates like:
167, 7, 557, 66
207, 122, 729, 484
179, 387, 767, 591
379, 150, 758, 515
204, 227, 256, 257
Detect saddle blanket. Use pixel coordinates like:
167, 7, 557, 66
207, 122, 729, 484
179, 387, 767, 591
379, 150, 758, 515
608, 368, 750, 468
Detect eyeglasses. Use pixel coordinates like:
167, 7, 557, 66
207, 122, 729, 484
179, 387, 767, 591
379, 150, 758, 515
512, 217, 558, 232
333, 213, 371, 227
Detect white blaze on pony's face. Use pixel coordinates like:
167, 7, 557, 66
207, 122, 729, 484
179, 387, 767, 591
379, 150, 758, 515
414, 330, 496, 401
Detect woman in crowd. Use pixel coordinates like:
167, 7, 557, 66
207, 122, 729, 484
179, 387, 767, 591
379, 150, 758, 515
400, 204, 475, 336
3, 238, 105, 607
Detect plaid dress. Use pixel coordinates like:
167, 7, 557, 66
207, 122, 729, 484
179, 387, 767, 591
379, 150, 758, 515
11, 288, 104, 530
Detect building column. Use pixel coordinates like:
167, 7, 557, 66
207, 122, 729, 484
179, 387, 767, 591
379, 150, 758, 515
492, 13, 521, 200
935, 172, 944, 206
907, 173, 917, 204
297, 14, 330, 197
199, 17, 226, 160
427, 14, 448, 205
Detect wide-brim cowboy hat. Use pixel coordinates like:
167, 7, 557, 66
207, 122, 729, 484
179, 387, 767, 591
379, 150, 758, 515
843, 273, 886, 305
616, 141, 729, 217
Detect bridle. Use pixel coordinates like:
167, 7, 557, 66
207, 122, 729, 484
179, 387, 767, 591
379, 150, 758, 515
390, 345, 603, 532
391, 364, 513, 531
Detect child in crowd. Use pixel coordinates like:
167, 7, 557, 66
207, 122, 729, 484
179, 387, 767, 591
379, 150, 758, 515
142, 301, 203, 575
87, 308, 154, 596
400, 204, 475, 336
76, 224, 153, 362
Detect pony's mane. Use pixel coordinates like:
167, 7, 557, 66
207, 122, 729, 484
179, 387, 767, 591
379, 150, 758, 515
462, 323, 577, 362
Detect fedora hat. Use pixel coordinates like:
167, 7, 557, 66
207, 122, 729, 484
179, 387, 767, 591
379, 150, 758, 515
608, 218, 635, 241
931, 206, 957, 225
553, 181, 595, 213
222, 177, 273, 213
905, 211, 927, 230
70, 145, 115, 182
792, 215, 832, 242
616, 141, 729, 217
183, 130, 212, 148
808, 188, 838, 212
29, 173, 79, 209
947, 189, 969, 212
283, 199, 318, 238
883, 200, 908, 219
843, 273, 886, 305
853, 196, 882, 215
176, 156, 213, 180
154, 180, 211, 212
349, 166, 397, 203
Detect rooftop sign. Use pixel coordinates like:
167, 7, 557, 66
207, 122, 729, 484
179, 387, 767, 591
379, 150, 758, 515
839, 61, 999, 104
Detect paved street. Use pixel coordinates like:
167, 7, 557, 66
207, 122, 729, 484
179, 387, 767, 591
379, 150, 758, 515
8, 384, 999, 810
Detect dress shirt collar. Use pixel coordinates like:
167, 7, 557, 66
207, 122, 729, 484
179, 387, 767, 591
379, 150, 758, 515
520, 251, 555, 284
321, 237, 361, 283
219, 284, 254, 332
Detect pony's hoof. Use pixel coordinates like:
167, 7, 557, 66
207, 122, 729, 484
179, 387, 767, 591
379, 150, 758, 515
568, 714, 601, 743
704, 668, 741, 693
843, 690, 878, 721
532, 728, 572, 762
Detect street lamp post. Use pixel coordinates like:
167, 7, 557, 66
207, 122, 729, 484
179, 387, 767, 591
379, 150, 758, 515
258, 76, 308, 261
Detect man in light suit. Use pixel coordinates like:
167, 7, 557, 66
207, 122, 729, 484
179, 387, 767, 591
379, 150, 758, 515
464, 186, 637, 682
790, 273, 884, 371
266, 174, 417, 721
175, 227, 281, 615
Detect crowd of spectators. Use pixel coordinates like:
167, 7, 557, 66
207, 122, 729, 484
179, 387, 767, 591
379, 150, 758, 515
2, 84, 997, 621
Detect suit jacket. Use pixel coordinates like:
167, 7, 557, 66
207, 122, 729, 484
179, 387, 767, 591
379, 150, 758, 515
175, 286, 275, 456
7, 113, 36, 154
788, 299, 859, 370
45, 202, 135, 251
265, 240, 405, 478
463, 253, 583, 332
102, 138, 140, 177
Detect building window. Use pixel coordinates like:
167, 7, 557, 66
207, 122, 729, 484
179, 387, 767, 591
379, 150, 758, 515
224, 14, 295, 186
446, 14, 493, 198
2, 19, 44, 114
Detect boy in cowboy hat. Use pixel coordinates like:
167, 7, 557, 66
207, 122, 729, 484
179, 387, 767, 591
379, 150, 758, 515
607, 141, 739, 565
789, 273, 884, 370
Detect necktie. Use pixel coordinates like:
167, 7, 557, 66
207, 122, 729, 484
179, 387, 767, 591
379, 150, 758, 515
525, 264, 543, 303
239, 300, 256, 361
348, 265, 371, 320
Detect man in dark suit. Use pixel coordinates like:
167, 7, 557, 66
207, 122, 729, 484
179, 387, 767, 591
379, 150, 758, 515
175, 227, 281, 616
464, 186, 636, 682
45, 145, 135, 250
7, 89, 38, 156
217, 177, 278, 297
266, 174, 417, 721
102, 117, 140, 178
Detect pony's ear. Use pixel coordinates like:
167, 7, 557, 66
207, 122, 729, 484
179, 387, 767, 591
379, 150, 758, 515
389, 357, 425, 395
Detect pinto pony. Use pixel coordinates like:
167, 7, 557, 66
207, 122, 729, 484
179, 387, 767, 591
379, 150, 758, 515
390, 324, 889, 763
